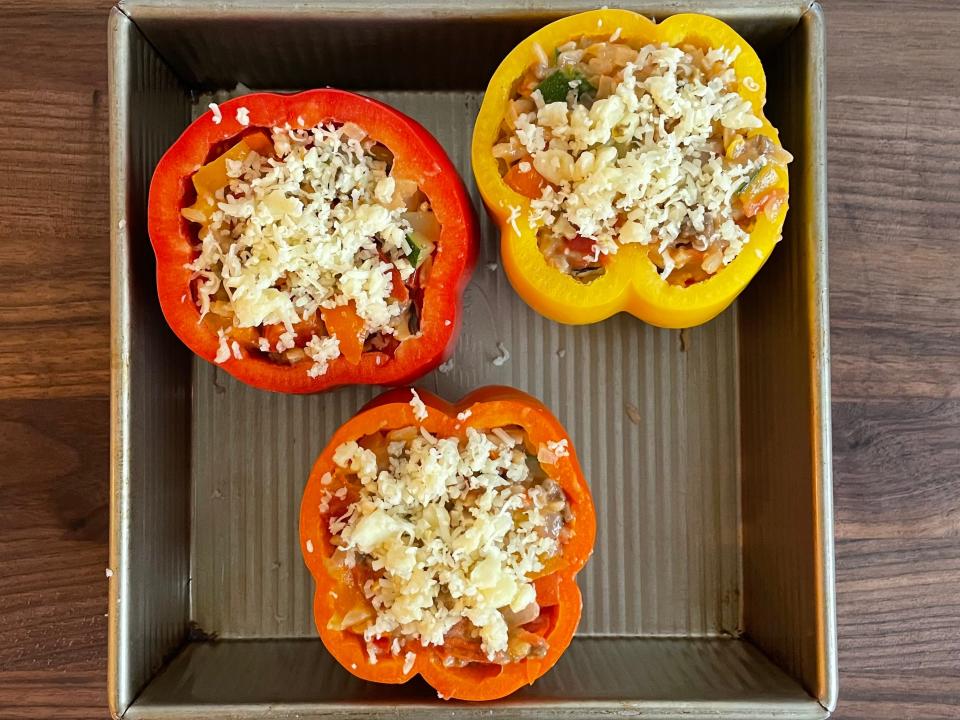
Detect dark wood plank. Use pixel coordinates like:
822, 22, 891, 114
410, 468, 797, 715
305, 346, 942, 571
0, 398, 109, 714
828, 92, 960, 402
0, 89, 110, 400
0, 1, 113, 716
825, 0, 960, 717
0, 671, 106, 720
0, 2, 113, 92
835, 538, 960, 719
0, 0, 957, 718
832, 399, 960, 539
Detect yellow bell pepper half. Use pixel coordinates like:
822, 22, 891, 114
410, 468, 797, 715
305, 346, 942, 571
471, 9, 790, 328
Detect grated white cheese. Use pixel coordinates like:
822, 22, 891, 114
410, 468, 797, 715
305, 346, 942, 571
438, 358, 454, 374
305, 335, 340, 378
105, 568, 113, 578
214, 329, 231, 364
305, 539, 314, 553
486, 262, 499, 271
403, 651, 416, 674
743, 75, 760, 92
548, 438, 569, 457
235, 106, 250, 126
409, 389, 428, 421
509, 43, 765, 276
185, 122, 422, 377
456, 409, 472, 422
328, 427, 566, 660
506, 204, 522, 237
533, 42, 549, 68
208, 102, 222, 125
492, 342, 510, 367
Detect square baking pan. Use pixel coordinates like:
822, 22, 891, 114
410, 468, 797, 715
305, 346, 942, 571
108, 1, 835, 717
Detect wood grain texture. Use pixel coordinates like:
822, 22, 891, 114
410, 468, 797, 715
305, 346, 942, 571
0, 0, 958, 718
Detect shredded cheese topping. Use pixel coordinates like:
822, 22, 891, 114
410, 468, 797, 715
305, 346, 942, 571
507, 43, 764, 277
325, 427, 570, 661
408, 389, 428, 421
185, 122, 420, 376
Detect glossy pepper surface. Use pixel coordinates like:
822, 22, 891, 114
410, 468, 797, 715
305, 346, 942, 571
472, 9, 789, 328
299, 386, 595, 701
149, 89, 477, 393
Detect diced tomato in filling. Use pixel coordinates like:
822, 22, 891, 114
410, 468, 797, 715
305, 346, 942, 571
504, 158, 548, 199
388, 264, 409, 303
563, 235, 601, 271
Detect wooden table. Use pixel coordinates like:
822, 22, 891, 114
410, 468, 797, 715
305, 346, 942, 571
0, 1, 957, 717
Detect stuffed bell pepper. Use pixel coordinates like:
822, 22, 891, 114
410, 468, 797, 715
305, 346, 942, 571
472, 9, 792, 328
299, 387, 595, 701
149, 90, 477, 393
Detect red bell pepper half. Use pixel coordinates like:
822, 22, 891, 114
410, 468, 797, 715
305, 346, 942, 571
148, 89, 477, 393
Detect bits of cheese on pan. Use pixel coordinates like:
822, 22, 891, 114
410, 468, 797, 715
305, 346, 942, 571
214, 328, 232, 364
184, 121, 418, 377
408, 389, 428, 421
537, 438, 569, 465
328, 427, 566, 660
508, 43, 763, 274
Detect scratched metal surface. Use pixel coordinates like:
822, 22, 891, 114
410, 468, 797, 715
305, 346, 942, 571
111, 1, 833, 716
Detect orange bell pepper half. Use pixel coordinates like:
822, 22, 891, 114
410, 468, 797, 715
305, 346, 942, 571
299, 386, 596, 701
471, 9, 790, 329
148, 89, 477, 393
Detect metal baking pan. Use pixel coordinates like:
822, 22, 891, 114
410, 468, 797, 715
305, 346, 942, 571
108, 1, 835, 717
